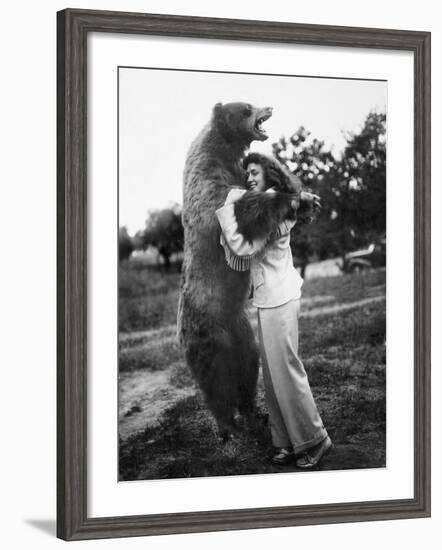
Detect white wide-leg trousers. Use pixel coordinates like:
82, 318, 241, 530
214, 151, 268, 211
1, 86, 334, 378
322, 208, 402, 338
257, 299, 328, 454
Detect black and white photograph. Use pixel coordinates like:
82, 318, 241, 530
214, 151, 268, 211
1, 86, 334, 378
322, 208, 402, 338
1, 0, 437, 545
118, 67, 387, 482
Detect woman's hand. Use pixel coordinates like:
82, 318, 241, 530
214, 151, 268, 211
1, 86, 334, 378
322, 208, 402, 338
297, 191, 321, 224
300, 191, 321, 212
225, 187, 247, 205
291, 198, 299, 211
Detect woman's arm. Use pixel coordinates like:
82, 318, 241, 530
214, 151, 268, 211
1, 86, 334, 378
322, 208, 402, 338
216, 200, 268, 257
216, 188, 297, 266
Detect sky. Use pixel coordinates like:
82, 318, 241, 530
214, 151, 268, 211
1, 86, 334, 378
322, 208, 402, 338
119, 67, 386, 235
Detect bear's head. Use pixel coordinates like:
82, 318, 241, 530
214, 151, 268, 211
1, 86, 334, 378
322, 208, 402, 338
212, 102, 273, 145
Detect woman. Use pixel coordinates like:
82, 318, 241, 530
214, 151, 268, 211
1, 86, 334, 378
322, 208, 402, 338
215, 153, 331, 468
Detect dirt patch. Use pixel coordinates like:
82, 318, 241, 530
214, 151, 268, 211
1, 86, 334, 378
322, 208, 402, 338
119, 363, 196, 441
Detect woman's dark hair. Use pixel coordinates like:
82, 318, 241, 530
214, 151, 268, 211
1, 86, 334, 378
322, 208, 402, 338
242, 152, 302, 194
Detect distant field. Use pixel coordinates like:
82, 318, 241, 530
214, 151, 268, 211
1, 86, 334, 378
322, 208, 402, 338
119, 257, 181, 333
118, 261, 386, 481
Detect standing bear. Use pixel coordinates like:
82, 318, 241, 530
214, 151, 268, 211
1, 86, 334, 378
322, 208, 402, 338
178, 102, 299, 439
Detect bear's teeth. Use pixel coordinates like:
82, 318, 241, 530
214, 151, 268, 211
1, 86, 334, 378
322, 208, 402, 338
256, 118, 267, 134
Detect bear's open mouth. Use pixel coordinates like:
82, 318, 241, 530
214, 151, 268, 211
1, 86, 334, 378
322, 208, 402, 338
254, 109, 272, 139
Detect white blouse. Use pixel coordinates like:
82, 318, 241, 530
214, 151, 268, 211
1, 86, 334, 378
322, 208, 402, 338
216, 188, 303, 308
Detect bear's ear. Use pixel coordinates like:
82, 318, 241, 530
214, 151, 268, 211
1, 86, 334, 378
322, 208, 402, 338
212, 102, 224, 120
212, 102, 233, 137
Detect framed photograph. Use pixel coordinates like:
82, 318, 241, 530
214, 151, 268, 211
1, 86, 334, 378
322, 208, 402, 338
57, 8, 431, 541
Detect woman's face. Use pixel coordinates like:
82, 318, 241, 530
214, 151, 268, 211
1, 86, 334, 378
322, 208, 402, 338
246, 162, 266, 191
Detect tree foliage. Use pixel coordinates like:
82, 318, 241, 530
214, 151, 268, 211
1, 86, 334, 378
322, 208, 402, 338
119, 226, 134, 261
273, 112, 386, 273
139, 204, 184, 269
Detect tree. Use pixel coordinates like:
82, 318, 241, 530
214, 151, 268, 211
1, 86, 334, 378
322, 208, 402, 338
339, 112, 386, 240
273, 112, 386, 272
139, 203, 184, 270
272, 127, 338, 275
118, 226, 134, 261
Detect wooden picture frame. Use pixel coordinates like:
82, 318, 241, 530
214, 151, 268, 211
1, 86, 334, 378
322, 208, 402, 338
57, 8, 431, 541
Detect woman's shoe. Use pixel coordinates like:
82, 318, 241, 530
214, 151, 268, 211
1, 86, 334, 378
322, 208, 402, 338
295, 436, 332, 469
272, 447, 294, 465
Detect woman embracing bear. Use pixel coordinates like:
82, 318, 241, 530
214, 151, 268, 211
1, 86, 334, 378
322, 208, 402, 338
216, 152, 332, 468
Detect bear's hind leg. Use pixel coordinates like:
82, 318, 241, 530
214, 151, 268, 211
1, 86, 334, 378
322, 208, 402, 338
185, 327, 240, 441
233, 316, 260, 423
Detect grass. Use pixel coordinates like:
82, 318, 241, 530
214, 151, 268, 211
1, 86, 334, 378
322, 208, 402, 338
119, 261, 181, 332
118, 262, 386, 481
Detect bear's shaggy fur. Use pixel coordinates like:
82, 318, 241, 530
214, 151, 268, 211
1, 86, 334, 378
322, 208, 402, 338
178, 102, 299, 439
234, 189, 299, 243
234, 160, 317, 242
